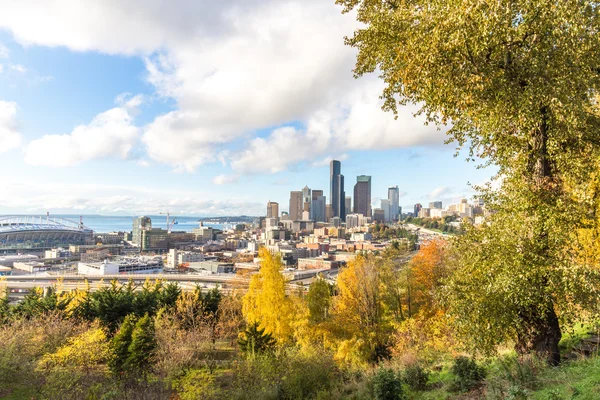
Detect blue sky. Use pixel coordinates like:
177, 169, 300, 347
0, 1, 495, 217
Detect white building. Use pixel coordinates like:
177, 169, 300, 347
167, 249, 205, 269
78, 256, 163, 275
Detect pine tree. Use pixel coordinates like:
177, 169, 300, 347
125, 314, 156, 377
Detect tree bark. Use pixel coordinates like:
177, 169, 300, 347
517, 106, 562, 365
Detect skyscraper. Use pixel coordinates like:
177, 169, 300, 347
381, 199, 391, 222
388, 186, 400, 221
289, 191, 303, 221
302, 186, 312, 214
330, 160, 345, 221
429, 201, 442, 209
353, 175, 372, 217
311, 190, 326, 222
345, 196, 352, 215
266, 201, 279, 219
414, 203, 422, 217
132, 216, 152, 247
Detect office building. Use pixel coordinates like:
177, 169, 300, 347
345, 196, 352, 215
373, 208, 385, 223
381, 199, 391, 222
132, 216, 152, 247
330, 160, 346, 221
388, 186, 400, 221
289, 191, 303, 221
311, 190, 326, 222
429, 201, 443, 209
302, 186, 312, 214
414, 203, 422, 217
266, 201, 279, 219
353, 175, 372, 217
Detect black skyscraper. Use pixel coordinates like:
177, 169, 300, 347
330, 160, 346, 220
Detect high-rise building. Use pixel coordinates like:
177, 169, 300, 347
289, 191, 303, 221
414, 203, 422, 217
302, 186, 312, 214
266, 201, 279, 219
381, 199, 391, 222
345, 196, 352, 215
352, 175, 372, 218
373, 209, 385, 223
429, 201, 443, 209
132, 216, 152, 247
330, 160, 346, 221
311, 190, 326, 222
388, 186, 400, 221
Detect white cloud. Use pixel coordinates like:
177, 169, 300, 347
0, 42, 8, 58
427, 186, 454, 200
0, 181, 263, 216
8, 64, 26, 73
0, 0, 447, 173
212, 174, 240, 185
24, 104, 141, 167
0, 101, 22, 152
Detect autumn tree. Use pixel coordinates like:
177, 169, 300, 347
307, 275, 332, 324
332, 255, 393, 365
242, 247, 295, 344
338, 0, 600, 364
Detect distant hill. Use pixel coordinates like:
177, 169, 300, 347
197, 215, 258, 223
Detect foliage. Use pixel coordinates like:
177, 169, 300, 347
238, 322, 276, 356
242, 247, 296, 344
37, 323, 110, 373
108, 314, 136, 377
338, 0, 600, 365
307, 275, 332, 324
402, 364, 430, 391
173, 368, 221, 400
332, 255, 394, 365
229, 347, 338, 400
125, 314, 157, 377
449, 356, 485, 393
370, 368, 405, 400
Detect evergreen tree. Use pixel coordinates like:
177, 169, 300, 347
125, 314, 156, 377
108, 314, 135, 377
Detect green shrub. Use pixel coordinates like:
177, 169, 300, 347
402, 364, 429, 391
371, 368, 405, 400
449, 356, 485, 392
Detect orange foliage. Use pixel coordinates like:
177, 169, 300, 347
407, 239, 449, 318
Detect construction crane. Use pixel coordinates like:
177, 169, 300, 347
159, 211, 177, 233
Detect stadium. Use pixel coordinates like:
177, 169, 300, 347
0, 216, 94, 253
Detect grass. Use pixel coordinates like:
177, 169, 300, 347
530, 356, 600, 399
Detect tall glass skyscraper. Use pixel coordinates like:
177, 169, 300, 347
330, 160, 345, 221
388, 186, 400, 221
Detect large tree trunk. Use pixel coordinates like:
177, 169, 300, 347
515, 304, 562, 366
516, 106, 562, 365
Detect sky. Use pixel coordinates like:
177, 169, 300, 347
0, 0, 495, 217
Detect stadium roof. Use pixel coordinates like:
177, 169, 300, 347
0, 216, 93, 234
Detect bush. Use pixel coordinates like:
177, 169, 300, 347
449, 356, 485, 392
371, 368, 405, 400
486, 355, 541, 399
402, 364, 429, 391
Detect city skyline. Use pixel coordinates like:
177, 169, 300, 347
0, 1, 496, 217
